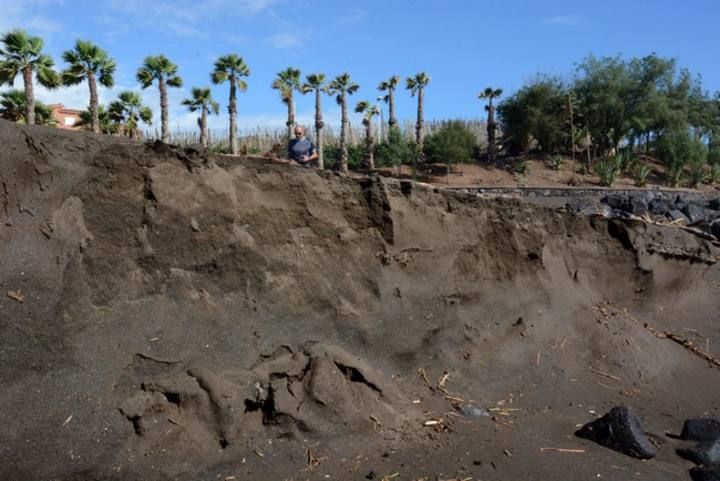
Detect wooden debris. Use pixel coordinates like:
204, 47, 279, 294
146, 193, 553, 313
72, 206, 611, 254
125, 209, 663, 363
6, 290, 24, 303
644, 324, 720, 368
540, 447, 586, 453
62, 415, 73, 427
589, 367, 622, 382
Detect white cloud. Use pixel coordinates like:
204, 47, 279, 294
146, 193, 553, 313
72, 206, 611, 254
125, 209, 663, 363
0, 0, 65, 35
265, 32, 303, 49
336, 9, 366, 26
542, 14, 582, 26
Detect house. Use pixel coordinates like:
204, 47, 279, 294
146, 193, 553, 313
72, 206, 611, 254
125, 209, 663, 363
48, 104, 83, 130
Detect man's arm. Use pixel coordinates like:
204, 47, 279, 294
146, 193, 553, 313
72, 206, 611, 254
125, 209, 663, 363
305, 142, 319, 161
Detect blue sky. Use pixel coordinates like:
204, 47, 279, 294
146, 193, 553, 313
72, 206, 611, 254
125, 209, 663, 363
2, 0, 719, 133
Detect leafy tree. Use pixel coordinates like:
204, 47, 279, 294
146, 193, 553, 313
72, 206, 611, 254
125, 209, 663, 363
327, 73, 359, 172
378, 75, 401, 127
655, 127, 707, 187
61, 40, 116, 134
478, 87, 502, 160
423, 120, 477, 168
0, 29, 60, 125
0, 88, 56, 126
355, 100, 380, 169
375, 125, 411, 170
136, 55, 182, 143
497, 76, 568, 154
301, 73, 328, 169
77, 104, 116, 134
182, 87, 219, 147
211, 54, 250, 155
271, 67, 301, 142
108, 90, 152, 139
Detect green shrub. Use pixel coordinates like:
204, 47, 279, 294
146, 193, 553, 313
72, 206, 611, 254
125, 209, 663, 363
633, 163, 651, 187
375, 125, 411, 168
596, 158, 620, 186
544, 154, 564, 170
323, 144, 364, 170
687, 161, 707, 188
514, 160, 529, 174
655, 128, 707, 187
708, 163, 720, 185
422, 120, 477, 165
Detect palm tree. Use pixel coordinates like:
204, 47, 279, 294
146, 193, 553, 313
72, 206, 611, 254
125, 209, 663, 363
327, 73, 359, 173
0, 89, 56, 126
211, 54, 250, 155
182, 87, 219, 147
136, 55, 182, 143
0, 29, 60, 125
355, 100, 380, 169
108, 91, 152, 139
301, 73, 328, 169
406, 72, 431, 146
271, 67, 301, 142
60, 40, 116, 134
478, 87, 502, 161
377, 75, 400, 127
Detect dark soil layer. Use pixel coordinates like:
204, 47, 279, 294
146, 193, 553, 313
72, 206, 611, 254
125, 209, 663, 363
1, 119, 719, 481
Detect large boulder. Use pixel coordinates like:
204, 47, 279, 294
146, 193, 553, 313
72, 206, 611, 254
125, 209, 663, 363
678, 439, 720, 467
575, 406, 657, 459
682, 418, 720, 442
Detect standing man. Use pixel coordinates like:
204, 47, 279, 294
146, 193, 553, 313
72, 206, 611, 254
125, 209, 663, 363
288, 126, 318, 168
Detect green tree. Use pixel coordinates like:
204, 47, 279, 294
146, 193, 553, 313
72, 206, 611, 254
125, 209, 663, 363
378, 75, 401, 127
60, 40, 116, 134
423, 120, 477, 174
497, 76, 568, 154
182, 87, 219, 147
0, 88, 56, 126
355, 100, 380, 169
301, 73, 328, 169
77, 104, 116, 134
376, 125, 411, 171
478, 87, 502, 161
211, 54, 250, 155
108, 90, 152, 139
327, 73, 359, 173
136, 55, 182, 143
655, 127, 707, 187
0, 29, 60, 125
271, 67, 301, 142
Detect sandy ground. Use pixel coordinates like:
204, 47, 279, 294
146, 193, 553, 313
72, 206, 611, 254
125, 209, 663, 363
1, 120, 719, 481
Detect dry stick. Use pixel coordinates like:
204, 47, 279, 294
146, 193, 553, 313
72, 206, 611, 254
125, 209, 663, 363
540, 447, 586, 454
589, 367, 622, 382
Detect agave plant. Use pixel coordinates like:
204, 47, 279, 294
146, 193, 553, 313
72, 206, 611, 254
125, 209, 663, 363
632, 163, 652, 187
595, 157, 620, 187
687, 161, 707, 188
707, 163, 720, 185
545, 154, 564, 171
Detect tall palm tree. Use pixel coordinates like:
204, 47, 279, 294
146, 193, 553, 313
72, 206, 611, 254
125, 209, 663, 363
271, 67, 301, 141
406, 72, 431, 146
301, 73, 328, 169
377, 75, 400, 127
108, 90, 152, 139
60, 40, 116, 134
0, 89, 56, 126
211, 54, 249, 155
327, 73, 359, 173
478, 87, 502, 161
0, 29, 60, 125
136, 55, 182, 143
355, 100, 380, 169
182, 87, 219, 148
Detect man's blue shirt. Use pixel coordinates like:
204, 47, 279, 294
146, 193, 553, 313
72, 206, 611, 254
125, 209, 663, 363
289, 138, 315, 161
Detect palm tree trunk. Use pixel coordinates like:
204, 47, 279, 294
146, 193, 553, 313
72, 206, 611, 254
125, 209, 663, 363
287, 93, 296, 142
228, 79, 238, 154
340, 93, 348, 173
88, 72, 100, 134
388, 88, 397, 127
366, 120, 375, 169
487, 99, 496, 161
200, 105, 208, 147
159, 77, 169, 143
315, 88, 324, 169
23, 66, 35, 126
416, 87, 425, 146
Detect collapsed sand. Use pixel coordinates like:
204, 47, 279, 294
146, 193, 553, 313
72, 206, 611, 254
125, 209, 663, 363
1, 119, 719, 481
